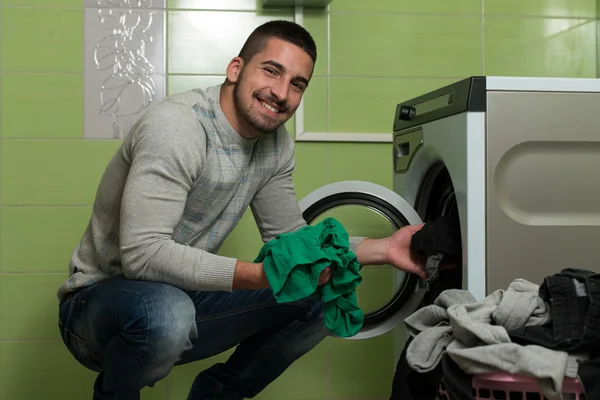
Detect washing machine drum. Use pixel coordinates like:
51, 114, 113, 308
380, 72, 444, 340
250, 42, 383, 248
298, 180, 429, 340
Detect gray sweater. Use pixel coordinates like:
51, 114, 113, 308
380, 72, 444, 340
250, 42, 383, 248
57, 85, 363, 301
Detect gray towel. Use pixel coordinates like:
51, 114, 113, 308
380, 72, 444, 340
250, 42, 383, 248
404, 279, 587, 400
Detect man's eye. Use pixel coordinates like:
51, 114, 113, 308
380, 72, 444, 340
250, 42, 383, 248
265, 68, 276, 75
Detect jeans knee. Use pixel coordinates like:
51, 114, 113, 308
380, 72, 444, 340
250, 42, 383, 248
130, 285, 197, 362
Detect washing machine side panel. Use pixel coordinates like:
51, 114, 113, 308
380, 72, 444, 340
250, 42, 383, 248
486, 91, 600, 293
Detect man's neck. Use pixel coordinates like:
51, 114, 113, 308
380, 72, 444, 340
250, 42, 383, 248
219, 84, 260, 140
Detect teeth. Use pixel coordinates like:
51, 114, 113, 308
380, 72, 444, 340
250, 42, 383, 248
260, 100, 278, 113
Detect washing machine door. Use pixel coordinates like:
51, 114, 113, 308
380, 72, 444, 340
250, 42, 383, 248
299, 180, 427, 340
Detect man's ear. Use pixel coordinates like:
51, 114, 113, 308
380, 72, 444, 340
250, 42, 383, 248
226, 57, 244, 83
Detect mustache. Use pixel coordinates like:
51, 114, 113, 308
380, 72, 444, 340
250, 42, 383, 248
255, 94, 289, 113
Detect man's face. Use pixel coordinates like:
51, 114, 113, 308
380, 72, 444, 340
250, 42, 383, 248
230, 38, 314, 134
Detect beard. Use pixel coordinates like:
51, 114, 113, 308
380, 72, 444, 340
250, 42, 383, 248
233, 76, 289, 135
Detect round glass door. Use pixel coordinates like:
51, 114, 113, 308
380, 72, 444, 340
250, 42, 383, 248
309, 204, 402, 317
299, 180, 426, 339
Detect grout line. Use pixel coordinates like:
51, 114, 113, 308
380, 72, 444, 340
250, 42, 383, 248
2, 4, 593, 19
0, 137, 122, 141
1, 4, 295, 14
0, 0, 3, 267
0, 338, 62, 342
0, 70, 83, 75
315, 75, 466, 80
0, 71, 467, 80
0, 272, 69, 275
328, 10, 596, 19
164, 0, 170, 95
0, 204, 92, 207
168, 73, 226, 77
326, 6, 331, 133
481, 0, 485, 74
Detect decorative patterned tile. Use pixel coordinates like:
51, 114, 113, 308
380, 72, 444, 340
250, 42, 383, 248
83, 0, 166, 8
84, 7, 166, 139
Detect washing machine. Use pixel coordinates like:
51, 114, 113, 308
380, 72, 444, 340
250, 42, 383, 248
298, 76, 600, 343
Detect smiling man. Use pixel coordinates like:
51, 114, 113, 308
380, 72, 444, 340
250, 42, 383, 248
56, 20, 427, 400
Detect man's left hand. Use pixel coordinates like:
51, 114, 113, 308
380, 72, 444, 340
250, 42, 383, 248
354, 224, 427, 280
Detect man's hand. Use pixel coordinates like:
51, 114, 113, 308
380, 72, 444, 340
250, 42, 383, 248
383, 224, 428, 279
355, 224, 428, 280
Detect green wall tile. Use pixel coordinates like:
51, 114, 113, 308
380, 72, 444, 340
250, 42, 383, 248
0, 340, 95, 399
0, 207, 91, 272
168, 11, 293, 74
167, 340, 330, 399
166, 349, 234, 399
303, 9, 328, 77
303, 76, 328, 132
484, 0, 596, 17
293, 142, 330, 199
329, 78, 458, 133
254, 339, 330, 400
0, 273, 66, 339
168, 0, 260, 10
484, 17, 596, 77
329, 143, 392, 189
331, 0, 481, 14
0, 339, 166, 400
0, 140, 122, 205
0, 74, 83, 139
330, 333, 394, 398
330, 14, 482, 77
0, 8, 83, 72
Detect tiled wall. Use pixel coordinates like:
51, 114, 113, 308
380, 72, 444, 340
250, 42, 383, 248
0, 0, 597, 399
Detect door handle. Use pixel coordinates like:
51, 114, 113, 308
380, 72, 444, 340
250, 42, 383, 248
393, 128, 423, 172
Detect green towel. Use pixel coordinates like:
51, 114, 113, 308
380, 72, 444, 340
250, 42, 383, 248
254, 217, 364, 337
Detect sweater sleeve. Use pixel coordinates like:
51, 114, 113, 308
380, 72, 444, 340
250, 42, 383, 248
118, 102, 238, 291
250, 128, 366, 253
250, 129, 307, 242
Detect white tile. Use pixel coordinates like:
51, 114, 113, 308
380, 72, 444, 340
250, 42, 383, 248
168, 11, 294, 74
168, 0, 259, 10
167, 75, 225, 95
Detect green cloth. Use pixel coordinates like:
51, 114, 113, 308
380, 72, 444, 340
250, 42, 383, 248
254, 217, 364, 337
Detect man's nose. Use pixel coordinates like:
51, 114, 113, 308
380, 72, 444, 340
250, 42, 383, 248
270, 81, 289, 103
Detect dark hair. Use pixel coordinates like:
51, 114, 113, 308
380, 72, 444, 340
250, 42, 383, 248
238, 20, 317, 64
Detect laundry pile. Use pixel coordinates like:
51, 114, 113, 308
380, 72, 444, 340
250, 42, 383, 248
391, 264, 600, 400
253, 217, 364, 338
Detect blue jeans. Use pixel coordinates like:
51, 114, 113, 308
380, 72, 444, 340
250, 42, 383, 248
58, 274, 329, 400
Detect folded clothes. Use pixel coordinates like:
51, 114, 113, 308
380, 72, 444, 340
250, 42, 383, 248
254, 217, 364, 337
